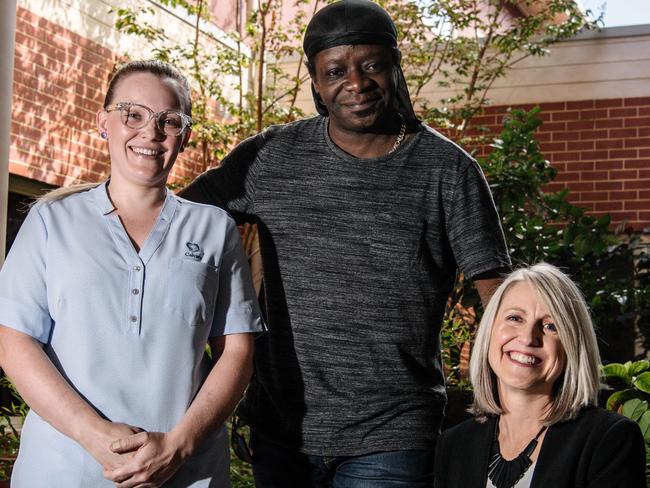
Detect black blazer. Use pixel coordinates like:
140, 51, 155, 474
434, 407, 646, 488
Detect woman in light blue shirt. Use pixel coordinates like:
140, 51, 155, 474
0, 60, 264, 487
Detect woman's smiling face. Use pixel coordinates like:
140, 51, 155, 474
488, 281, 567, 399
97, 72, 190, 189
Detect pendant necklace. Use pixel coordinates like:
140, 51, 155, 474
487, 420, 547, 488
388, 115, 406, 154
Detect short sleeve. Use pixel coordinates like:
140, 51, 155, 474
0, 204, 53, 342
210, 218, 265, 336
180, 133, 266, 221
446, 161, 510, 278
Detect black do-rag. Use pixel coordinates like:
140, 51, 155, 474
303, 0, 417, 121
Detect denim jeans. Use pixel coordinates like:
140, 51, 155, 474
250, 431, 435, 488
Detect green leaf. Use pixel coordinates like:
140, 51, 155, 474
630, 360, 650, 377
606, 389, 639, 411
633, 372, 650, 394
638, 410, 650, 443
622, 398, 648, 421
601, 363, 631, 383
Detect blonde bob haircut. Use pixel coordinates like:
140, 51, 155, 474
469, 262, 601, 425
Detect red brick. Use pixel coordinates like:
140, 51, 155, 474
640, 190, 650, 199
580, 171, 609, 181
552, 162, 567, 172
470, 115, 496, 126
595, 201, 623, 211
610, 129, 637, 138
625, 138, 650, 148
580, 150, 609, 160
624, 180, 650, 190
595, 99, 623, 108
554, 131, 581, 141
553, 111, 581, 121
554, 171, 582, 182
641, 169, 650, 178
565, 182, 595, 192
595, 139, 623, 149
485, 106, 511, 115
595, 160, 624, 170
625, 200, 650, 210
595, 181, 622, 191
609, 149, 638, 159
609, 108, 638, 118
625, 117, 650, 128
567, 141, 593, 151
595, 119, 623, 129
539, 102, 566, 111
639, 212, 650, 222
610, 170, 639, 180
544, 182, 566, 192
535, 132, 552, 142
640, 107, 650, 116
625, 159, 650, 169
640, 149, 650, 157
579, 191, 609, 202
567, 100, 594, 110
611, 190, 638, 200
565, 161, 594, 171
624, 97, 650, 107
575, 202, 595, 211
540, 122, 567, 132
551, 151, 581, 162
639, 128, 650, 137
567, 120, 595, 131
580, 130, 608, 140
540, 142, 567, 152
581, 109, 608, 120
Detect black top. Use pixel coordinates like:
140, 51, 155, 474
182, 115, 510, 455
434, 407, 646, 488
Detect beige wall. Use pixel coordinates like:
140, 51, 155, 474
429, 24, 650, 107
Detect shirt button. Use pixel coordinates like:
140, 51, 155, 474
132, 289, 140, 295
129, 315, 138, 322
133, 266, 141, 271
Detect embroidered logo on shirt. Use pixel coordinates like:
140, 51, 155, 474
185, 242, 204, 260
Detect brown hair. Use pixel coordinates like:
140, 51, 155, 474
104, 59, 192, 115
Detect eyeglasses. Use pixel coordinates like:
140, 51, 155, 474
105, 102, 192, 137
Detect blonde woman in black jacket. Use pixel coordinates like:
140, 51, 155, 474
434, 263, 645, 488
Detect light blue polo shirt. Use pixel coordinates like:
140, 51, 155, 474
0, 182, 264, 487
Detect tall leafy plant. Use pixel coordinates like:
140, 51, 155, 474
444, 108, 649, 380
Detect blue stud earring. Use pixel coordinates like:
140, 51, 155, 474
100, 131, 107, 139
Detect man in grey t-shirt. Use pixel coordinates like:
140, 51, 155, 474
182, 0, 510, 486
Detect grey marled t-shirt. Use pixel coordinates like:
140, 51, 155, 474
187, 115, 510, 455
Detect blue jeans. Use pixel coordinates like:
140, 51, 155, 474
250, 431, 435, 488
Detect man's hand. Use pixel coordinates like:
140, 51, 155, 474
103, 431, 186, 488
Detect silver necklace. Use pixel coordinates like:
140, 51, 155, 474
388, 116, 406, 154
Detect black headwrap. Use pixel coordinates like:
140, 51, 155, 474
303, 0, 417, 121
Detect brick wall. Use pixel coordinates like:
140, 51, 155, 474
10, 7, 204, 189
471, 97, 650, 232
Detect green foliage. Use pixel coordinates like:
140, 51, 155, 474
0, 377, 28, 480
602, 360, 650, 481
380, 0, 601, 140
461, 109, 649, 363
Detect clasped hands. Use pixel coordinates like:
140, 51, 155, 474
89, 422, 186, 488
